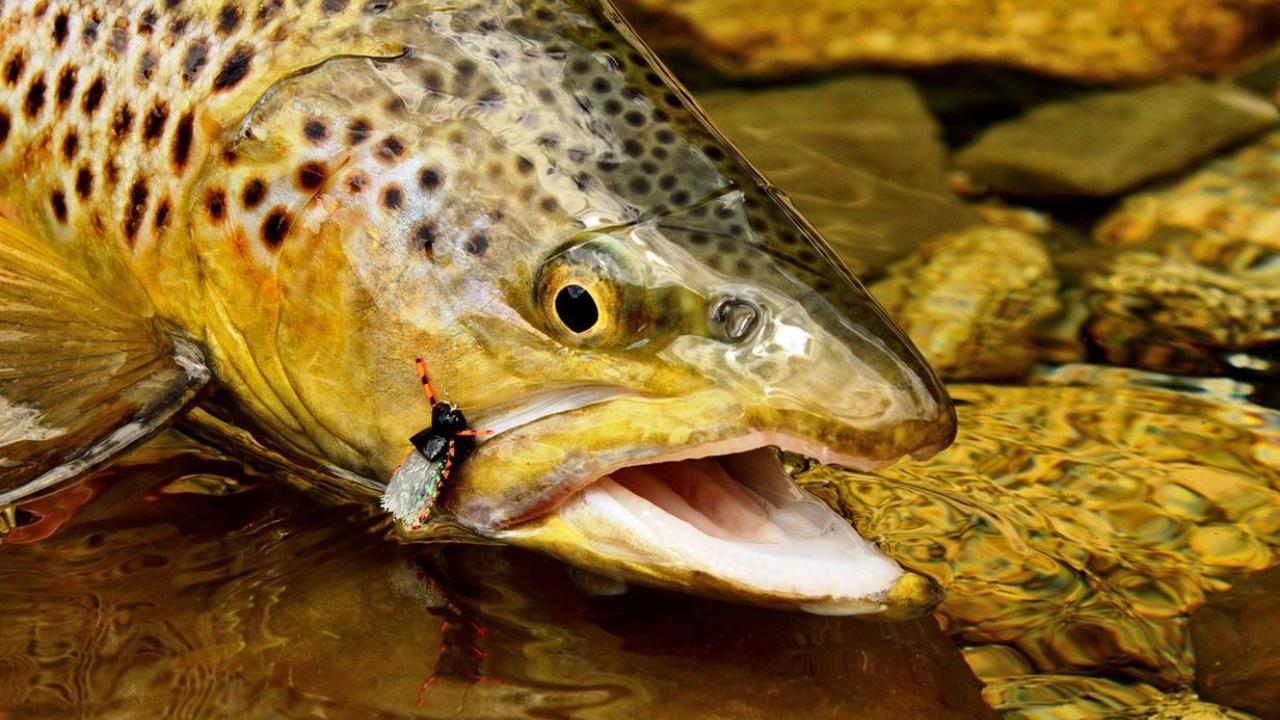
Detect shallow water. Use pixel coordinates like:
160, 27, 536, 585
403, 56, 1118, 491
0, 437, 992, 719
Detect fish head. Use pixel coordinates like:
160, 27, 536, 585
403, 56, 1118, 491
187, 2, 954, 617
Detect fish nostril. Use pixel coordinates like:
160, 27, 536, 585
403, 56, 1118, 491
710, 297, 761, 343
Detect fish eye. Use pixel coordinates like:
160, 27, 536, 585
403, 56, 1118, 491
555, 284, 599, 333
535, 237, 639, 346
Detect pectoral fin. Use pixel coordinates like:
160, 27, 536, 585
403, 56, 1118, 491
0, 217, 211, 505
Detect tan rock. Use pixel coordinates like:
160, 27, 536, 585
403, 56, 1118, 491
954, 81, 1277, 198
620, 0, 1280, 83
870, 225, 1061, 381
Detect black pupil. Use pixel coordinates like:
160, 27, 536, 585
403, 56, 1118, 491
555, 284, 598, 333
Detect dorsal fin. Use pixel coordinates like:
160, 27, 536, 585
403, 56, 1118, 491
0, 216, 210, 506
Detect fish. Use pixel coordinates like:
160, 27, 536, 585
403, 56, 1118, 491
0, 0, 956, 616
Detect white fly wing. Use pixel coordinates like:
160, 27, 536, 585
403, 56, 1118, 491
381, 450, 444, 525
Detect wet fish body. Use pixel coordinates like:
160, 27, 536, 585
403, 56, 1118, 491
0, 0, 955, 615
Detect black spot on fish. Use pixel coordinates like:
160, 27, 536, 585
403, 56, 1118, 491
112, 103, 134, 138
138, 51, 157, 83
138, 8, 158, 35
61, 131, 78, 161
52, 12, 69, 46
55, 66, 76, 108
182, 40, 209, 84
75, 165, 93, 198
49, 189, 67, 223
414, 222, 435, 253
418, 167, 442, 191
363, 0, 393, 14
23, 74, 46, 118
142, 102, 168, 145
623, 111, 646, 128
205, 187, 227, 220
323, 0, 349, 13
167, 14, 191, 39
3, 52, 23, 87
0, 110, 9, 148
704, 145, 725, 162
81, 12, 100, 45
381, 185, 403, 210
217, 3, 242, 34
347, 118, 371, 145
622, 139, 643, 158
303, 118, 328, 143
173, 112, 194, 171
255, 0, 282, 24
629, 177, 650, 194
377, 136, 406, 162
516, 156, 534, 174
213, 45, 253, 91
345, 173, 367, 194
154, 197, 171, 233
82, 75, 105, 115
124, 179, 149, 244
241, 178, 266, 208
261, 207, 291, 249
296, 161, 328, 191
465, 233, 489, 256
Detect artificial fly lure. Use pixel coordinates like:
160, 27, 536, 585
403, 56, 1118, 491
381, 358, 492, 527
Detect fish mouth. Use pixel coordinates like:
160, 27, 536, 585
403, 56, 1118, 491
491, 435, 945, 618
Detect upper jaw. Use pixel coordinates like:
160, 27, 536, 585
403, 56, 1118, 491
443, 388, 954, 532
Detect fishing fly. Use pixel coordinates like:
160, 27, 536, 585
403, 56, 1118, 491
381, 357, 492, 527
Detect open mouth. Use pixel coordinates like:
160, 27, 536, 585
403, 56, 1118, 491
515, 443, 941, 616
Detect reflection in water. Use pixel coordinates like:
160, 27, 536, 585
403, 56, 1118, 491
804, 365, 1280, 717
0, 437, 990, 719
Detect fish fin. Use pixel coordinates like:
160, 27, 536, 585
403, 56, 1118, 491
0, 216, 212, 505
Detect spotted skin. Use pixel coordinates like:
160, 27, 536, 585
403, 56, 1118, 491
0, 0, 951, 532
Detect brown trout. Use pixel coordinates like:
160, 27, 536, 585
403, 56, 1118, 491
0, 0, 955, 615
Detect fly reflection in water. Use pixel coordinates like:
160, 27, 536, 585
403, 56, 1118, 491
0, 438, 989, 719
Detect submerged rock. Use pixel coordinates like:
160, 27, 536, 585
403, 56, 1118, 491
1086, 250, 1280, 374
954, 82, 1278, 198
619, 0, 1280, 83
800, 366, 1280, 698
699, 75, 980, 275
1191, 565, 1280, 718
1096, 129, 1280, 254
869, 225, 1061, 381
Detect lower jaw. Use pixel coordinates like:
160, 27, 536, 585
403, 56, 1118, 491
491, 445, 944, 618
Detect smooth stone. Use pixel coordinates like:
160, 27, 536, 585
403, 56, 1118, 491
1192, 564, 1280, 718
869, 225, 1061, 381
699, 75, 981, 275
619, 0, 1280, 83
954, 81, 1278, 198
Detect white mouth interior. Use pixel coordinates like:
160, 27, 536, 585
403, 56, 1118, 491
566, 447, 905, 612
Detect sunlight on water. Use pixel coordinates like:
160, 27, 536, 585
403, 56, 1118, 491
801, 365, 1280, 717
